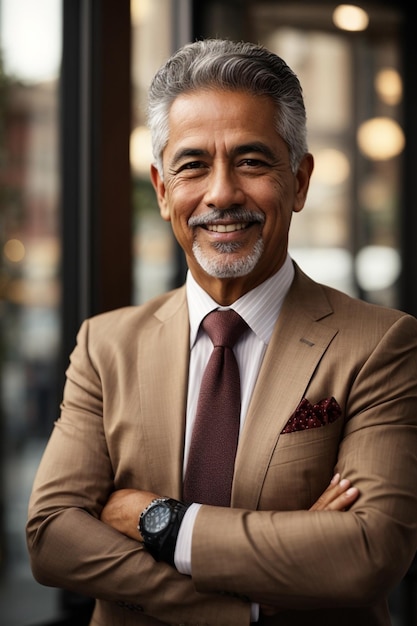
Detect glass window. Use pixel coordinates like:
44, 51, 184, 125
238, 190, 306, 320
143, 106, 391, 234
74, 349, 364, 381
0, 0, 62, 623
250, 2, 403, 307
130, 0, 191, 303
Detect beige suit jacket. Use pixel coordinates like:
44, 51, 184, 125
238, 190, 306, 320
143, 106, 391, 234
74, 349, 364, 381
26, 264, 417, 626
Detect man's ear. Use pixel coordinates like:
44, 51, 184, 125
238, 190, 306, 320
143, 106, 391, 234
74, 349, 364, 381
150, 164, 170, 221
293, 153, 314, 213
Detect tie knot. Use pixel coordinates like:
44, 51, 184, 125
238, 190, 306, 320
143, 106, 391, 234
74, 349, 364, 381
202, 309, 248, 349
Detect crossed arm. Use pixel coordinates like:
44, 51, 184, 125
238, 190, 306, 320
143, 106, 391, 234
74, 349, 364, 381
100, 473, 359, 542
99, 474, 358, 618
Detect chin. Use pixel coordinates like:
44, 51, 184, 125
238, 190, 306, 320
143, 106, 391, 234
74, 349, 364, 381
193, 240, 264, 279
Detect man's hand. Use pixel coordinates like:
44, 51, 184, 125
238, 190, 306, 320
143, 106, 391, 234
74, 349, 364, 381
100, 489, 159, 540
101, 475, 359, 618
101, 474, 359, 542
309, 472, 359, 511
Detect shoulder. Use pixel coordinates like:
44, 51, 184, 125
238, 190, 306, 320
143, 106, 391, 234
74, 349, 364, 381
76, 286, 187, 343
291, 262, 417, 336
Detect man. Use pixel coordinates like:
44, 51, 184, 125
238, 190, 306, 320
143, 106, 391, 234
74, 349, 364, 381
26, 39, 417, 626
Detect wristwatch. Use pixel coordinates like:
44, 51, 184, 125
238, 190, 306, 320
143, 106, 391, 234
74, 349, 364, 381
138, 497, 190, 566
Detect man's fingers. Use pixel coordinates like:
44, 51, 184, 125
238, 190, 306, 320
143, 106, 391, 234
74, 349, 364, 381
323, 485, 359, 510
310, 474, 359, 511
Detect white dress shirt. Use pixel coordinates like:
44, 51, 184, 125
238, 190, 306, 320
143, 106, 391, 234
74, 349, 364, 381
175, 255, 295, 620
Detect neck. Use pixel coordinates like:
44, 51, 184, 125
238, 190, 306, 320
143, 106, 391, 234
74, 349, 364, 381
189, 272, 269, 306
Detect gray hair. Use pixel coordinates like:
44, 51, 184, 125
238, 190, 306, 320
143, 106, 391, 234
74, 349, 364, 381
147, 38, 308, 177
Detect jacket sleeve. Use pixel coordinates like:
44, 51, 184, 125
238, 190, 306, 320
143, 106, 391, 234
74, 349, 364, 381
190, 313, 417, 609
25, 318, 250, 625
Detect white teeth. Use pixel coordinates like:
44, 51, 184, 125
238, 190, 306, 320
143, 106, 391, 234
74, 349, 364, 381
206, 223, 246, 233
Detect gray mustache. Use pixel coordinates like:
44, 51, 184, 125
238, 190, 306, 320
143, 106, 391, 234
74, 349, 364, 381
188, 209, 265, 227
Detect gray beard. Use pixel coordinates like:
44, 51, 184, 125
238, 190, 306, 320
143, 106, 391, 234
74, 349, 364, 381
192, 238, 264, 278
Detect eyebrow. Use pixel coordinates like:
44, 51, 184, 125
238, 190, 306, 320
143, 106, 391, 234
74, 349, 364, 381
232, 142, 277, 162
170, 142, 277, 169
169, 148, 208, 170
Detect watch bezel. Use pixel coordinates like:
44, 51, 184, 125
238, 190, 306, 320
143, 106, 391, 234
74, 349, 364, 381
140, 498, 172, 537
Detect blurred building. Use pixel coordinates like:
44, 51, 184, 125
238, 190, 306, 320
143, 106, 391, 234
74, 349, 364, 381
0, 1, 415, 624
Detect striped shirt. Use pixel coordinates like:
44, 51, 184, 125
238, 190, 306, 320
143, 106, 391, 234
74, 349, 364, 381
175, 254, 295, 618
184, 253, 295, 468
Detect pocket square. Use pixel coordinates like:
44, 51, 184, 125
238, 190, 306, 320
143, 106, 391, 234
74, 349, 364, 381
281, 397, 341, 434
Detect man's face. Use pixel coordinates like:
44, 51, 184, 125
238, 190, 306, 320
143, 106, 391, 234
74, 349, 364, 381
151, 89, 313, 302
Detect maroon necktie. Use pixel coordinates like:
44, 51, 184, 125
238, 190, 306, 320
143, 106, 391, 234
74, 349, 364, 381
183, 309, 248, 506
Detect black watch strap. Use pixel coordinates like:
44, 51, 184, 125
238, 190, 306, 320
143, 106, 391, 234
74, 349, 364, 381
140, 498, 190, 567
157, 500, 189, 566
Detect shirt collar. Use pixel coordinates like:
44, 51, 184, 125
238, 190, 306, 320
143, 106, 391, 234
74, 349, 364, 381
186, 254, 295, 348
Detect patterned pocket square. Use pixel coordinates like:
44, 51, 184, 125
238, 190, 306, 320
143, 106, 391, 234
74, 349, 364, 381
281, 397, 342, 434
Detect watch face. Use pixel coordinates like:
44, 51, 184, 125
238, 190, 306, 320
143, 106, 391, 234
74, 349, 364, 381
143, 503, 171, 535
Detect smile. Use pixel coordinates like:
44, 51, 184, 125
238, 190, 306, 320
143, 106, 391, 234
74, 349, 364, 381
205, 223, 249, 233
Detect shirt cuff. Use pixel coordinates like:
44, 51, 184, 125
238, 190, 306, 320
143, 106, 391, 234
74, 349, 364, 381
251, 602, 260, 621
174, 502, 201, 575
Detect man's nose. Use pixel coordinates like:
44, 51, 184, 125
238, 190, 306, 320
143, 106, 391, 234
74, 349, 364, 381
203, 165, 245, 209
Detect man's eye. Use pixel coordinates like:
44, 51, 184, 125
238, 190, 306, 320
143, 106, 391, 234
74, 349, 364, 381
171, 161, 208, 177
240, 158, 266, 167
181, 161, 204, 170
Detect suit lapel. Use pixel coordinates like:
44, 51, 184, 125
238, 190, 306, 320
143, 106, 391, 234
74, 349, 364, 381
137, 287, 189, 499
232, 267, 338, 509
136, 269, 339, 508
